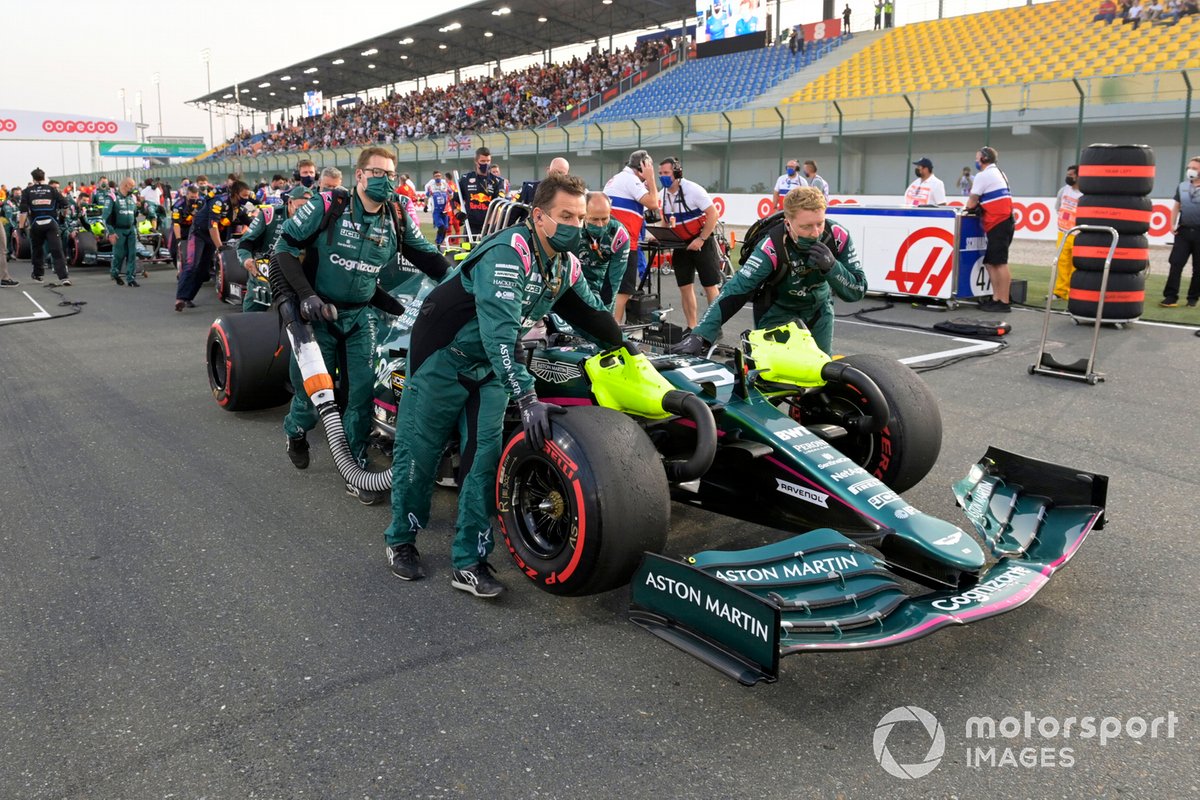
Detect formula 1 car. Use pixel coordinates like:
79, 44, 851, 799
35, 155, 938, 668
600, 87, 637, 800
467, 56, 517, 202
205, 266, 1106, 685
66, 209, 170, 267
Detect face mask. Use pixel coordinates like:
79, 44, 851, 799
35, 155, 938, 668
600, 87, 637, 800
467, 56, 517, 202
786, 167, 796, 176
659, 175, 673, 190
299, 175, 315, 187
786, 222, 818, 246
364, 174, 395, 202
975, 161, 983, 171
1065, 176, 1077, 186
538, 212, 582, 253
1188, 168, 1199, 181
585, 223, 606, 239
478, 162, 491, 174
914, 168, 922, 178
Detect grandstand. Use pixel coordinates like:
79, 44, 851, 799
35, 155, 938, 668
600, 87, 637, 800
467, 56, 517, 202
787, 0, 1200, 103
586, 38, 841, 123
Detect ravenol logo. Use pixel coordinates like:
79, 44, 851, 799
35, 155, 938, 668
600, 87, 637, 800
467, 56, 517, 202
873, 705, 945, 779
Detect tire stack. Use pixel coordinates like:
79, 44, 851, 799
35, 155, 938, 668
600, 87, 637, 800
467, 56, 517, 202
1070, 144, 1155, 323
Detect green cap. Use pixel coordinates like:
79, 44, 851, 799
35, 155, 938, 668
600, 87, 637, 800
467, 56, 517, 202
288, 186, 314, 200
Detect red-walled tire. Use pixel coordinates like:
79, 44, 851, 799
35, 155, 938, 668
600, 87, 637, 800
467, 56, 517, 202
1071, 232, 1149, 274
1068, 269, 1146, 322
1074, 194, 1152, 235
1077, 144, 1155, 196
497, 406, 670, 596
206, 312, 293, 411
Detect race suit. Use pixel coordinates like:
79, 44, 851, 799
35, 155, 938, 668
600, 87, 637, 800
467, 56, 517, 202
424, 178, 452, 246
693, 221, 866, 355
20, 183, 70, 281
384, 223, 623, 569
105, 190, 140, 282
177, 191, 239, 303
277, 192, 446, 461
573, 218, 631, 310
234, 205, 287, 311
458, 170, 503, 235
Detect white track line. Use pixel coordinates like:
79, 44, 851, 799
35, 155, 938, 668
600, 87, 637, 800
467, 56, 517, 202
0, 291, 53, 324
838, 317, 1004, 364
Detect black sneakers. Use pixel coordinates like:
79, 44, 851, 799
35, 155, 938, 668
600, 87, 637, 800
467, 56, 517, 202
112, 274, 125, 285
286, 433, 310, 469
387, 543, 425, 581
451, 562, 505, 598
345, 483, 387, 505
127, 279, 140, 288
0, 278, 17, 287
977, 299, 1011, 313
30, 274, 43, 283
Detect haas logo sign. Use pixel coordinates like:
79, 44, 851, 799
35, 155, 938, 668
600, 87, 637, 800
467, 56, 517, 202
885, 227, 956, 297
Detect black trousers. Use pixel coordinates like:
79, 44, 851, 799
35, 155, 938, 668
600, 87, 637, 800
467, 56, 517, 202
1164, 226, 1200, 304
29, 220, 68, 280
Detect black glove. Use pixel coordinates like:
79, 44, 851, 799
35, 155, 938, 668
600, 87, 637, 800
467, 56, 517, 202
299, 295, 338, 322
517, 392, 565, 451
669, 332, 711, 356
455, 210, 467, 223
807, 240, 836, 273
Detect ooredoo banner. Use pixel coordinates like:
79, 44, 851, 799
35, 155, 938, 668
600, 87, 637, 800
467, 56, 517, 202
0, 109, 135, 142
710, 193, 1178, 246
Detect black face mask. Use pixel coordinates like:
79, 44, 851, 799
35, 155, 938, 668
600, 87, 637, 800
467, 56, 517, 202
1065, 176, 1077, 186
477, 162, 491, 174
914, 168, 922, 178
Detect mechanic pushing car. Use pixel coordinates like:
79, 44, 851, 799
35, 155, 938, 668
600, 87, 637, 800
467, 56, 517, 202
672, 186, 866, 357
274, 146, 450, 501
175, 180, 254, 311
382, 173, 628, 598
106, 177, 142, 287
573, 192, 631, 311
235, 185, 312, 311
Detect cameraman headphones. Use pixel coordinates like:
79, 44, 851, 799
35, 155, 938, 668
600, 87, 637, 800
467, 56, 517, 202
292, 168, 301, 181
979, 146, 997, 165
670, 157, 683, 181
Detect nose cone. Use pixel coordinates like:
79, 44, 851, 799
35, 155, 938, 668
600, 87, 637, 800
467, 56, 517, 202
893, 512, 987, 572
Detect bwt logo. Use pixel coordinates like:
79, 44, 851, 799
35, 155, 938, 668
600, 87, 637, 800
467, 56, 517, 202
0, 119, 16, 132
41, 119, 120, 134
873, 705, 946, 779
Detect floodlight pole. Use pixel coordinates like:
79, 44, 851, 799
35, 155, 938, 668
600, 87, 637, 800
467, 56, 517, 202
201, 49, 214, 148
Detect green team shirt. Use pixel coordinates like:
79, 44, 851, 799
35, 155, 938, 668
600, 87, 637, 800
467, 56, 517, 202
572, 218, 631, 311
106, 191, 139, 230
452, 225, 613, 398
694, 220, 867, 343
235, 205, 286, 263
277, 191, 440, 305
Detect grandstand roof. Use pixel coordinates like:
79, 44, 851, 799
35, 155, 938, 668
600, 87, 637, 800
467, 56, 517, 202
189, 0, 695, 113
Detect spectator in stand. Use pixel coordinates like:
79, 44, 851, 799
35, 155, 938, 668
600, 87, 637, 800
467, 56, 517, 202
788, 27, 799, 55
843, 4, 852, 32
1094, 0, 1118, 21
904, 158, 946, 206
802, 160, 829, 198
1124, 1, 1143, 25
957, 167, 973, 196
884, 1, 894, 27
1146, 1, 1165, 19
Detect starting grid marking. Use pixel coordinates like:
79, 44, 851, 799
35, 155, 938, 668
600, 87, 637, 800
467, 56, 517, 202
0, 291, 52, 324
837, 317, 1005, 365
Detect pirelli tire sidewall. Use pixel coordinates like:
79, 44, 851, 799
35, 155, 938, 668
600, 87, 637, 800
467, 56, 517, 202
72, 230, 98, 266
497, 406, 670, 597
13, 227, 30, 259
1077, 144, 1156, 196
217, 245, 249, 305
206, 312, 293, 411
1070, 232, 1149, 274
1068, 269, 1146, 322
1074, 194, 1152, 236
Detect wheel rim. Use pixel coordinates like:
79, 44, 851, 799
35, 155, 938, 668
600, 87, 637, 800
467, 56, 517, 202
511, 457, 575, 560
208, 339, 228, 392
795, 386, 878, 470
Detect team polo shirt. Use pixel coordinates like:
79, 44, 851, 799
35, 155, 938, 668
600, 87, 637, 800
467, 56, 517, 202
604, 166, 652, 250
904, 176, 947, 207
1055, 185, 1083, 233
971, 164, 1013, 232
661, 179, 714, 240
774, 173, 806, 201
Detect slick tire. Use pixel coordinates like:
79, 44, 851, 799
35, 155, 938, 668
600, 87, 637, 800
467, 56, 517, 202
1073, 194, 1152, 236
497, 406, 670, 596
13, 228, 30, 260
206, 312, 293, 411
217, 245, 248, 306
72, 231, 98, 267
798, 354, 942, 494
1077, 144, 1155, 196
1070, 232, 1149, 274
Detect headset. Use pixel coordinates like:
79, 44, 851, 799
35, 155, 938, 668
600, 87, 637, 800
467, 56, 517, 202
979, 146, 997, 165
669, 157, 683, 181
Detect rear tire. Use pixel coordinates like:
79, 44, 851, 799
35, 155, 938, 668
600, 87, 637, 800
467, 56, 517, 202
795, 354, 942, 494
72, 231, 98, 266
13, 229, 30, 259
497, 406, 670, 596
1077, 144, 1155, 196
206, 312, 293, 411
217, 245, 248, 305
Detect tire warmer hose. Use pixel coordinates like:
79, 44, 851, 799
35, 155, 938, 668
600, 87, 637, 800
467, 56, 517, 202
272, 266, 392, 493
661, 390, 717, 482
819, 362, 890, 434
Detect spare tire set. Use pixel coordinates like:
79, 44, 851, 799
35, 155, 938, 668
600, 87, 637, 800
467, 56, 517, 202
1070, 144, 1155, 322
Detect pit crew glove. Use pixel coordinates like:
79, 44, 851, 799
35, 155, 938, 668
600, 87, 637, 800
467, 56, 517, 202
517, 392, 565, 451
668, 332, 711, 356
300, 295, 338, 322
807, 241, 836, 273
370, 287, 406, 317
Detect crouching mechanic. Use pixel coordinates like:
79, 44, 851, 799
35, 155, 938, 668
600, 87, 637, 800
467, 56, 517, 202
275, 147, 450, 502
236, 185, 312, 311
573, 192, 631, 311
671, 186, 866, 356
383, 173, 628, 598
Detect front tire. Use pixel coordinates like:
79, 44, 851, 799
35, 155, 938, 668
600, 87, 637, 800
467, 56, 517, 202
72, 230, 98, 266
206, 312, 293, 411
497, 406, 670, 596
795, 353, 942, 493
217, 245, 248, 305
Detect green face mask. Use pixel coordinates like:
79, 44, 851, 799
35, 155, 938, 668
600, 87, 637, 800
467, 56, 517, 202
364, 175, 395, 202
585, 223, 606, 239
540, 213, 582, 253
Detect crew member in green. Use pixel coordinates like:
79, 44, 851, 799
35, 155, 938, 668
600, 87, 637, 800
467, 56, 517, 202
2, 188, 22, 259
672, 186, 866, 356
573, 192, 631, 311
274, 146, 450, 501
106, 177, 142, 287
382, 172, 627, 598
235, 185, 311, 311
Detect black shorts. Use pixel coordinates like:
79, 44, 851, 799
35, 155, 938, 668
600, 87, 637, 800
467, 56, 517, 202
984, 216, 1015, 266
619, 248, 640, 295
672, 238, 721, 287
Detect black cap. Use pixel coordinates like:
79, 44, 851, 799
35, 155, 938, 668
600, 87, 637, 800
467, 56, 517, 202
913, 158, 934, 170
